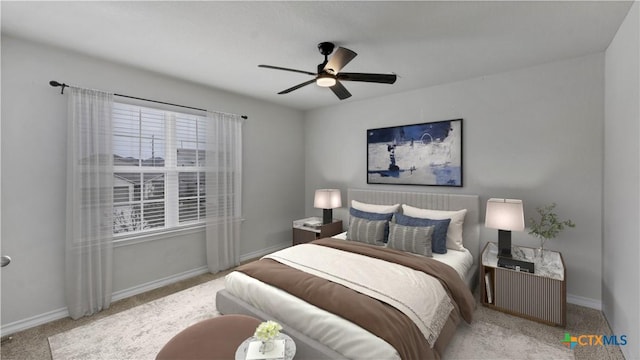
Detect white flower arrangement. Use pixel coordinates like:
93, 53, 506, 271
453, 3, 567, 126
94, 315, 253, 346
254, 320, 282, 342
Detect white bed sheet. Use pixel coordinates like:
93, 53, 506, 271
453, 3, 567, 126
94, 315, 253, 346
224, 235, 475, 360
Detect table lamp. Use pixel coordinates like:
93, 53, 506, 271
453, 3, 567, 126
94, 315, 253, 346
485, 198, 524, 258
314, 189, 342, 225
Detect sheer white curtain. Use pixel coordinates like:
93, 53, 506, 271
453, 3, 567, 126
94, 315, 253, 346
66, 88, 114, 319
205, 112, 244, 273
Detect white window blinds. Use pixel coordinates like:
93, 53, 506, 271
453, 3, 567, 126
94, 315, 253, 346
112, 103, 209, 235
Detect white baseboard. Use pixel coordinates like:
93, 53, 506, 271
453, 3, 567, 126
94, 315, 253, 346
240, 241, 289, 262
1, 243, 290, 337
1, 266, 210, 337
111, 266, 209, 302
567, 293, 602, 310
18, 242, 602, 338
1, 307, 70, 337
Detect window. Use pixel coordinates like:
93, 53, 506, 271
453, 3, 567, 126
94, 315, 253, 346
112, 103, 208, 236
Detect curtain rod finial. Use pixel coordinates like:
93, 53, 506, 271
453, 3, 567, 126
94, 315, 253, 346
49, 80, 68, 94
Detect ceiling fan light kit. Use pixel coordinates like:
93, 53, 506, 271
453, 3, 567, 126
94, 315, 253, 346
316, 74, 336, 87
259, 42, 396, 100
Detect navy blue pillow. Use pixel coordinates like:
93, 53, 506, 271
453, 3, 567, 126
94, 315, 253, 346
349, 207, 394, 221
394, 213, 450, 254
349, 207, 395, 243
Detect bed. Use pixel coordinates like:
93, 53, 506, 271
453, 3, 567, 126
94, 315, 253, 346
216, 189, 480, 359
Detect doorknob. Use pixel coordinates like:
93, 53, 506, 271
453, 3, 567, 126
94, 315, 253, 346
1, 256, 11, 267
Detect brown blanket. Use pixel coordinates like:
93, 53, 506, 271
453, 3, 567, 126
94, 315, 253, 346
235, 239, 475, 359
312, 238, 476, 323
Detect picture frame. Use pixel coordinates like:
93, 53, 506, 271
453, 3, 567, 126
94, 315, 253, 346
367, 119, 463, 187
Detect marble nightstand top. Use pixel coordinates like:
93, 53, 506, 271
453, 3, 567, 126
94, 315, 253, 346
482, 242, 564, 281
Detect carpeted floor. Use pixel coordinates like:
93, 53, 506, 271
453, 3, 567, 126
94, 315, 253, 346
0, 271, 223, 360
1, 268, 625, 360
48, 276, 228, 360
472, 296, 625, 360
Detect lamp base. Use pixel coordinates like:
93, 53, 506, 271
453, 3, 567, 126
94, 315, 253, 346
498, 229, 512, 258
322, 209, 333, 225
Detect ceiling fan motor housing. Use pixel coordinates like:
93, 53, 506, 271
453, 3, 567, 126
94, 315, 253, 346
317, 63, 333, 74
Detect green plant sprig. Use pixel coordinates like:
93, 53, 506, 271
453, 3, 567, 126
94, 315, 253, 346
528, 203, 575, 240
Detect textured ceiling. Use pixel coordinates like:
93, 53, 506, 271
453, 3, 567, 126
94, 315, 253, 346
1, 1, 633, 110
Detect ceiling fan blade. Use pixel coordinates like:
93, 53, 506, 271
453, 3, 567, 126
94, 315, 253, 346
330, 81, 352, 100
324, 47, 357, 74
278, 79, 316, 94
259, 64, 316, 76
337, 72, 397, 84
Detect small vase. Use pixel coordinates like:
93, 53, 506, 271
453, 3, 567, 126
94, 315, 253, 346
535, 238, 549, 260
259, 339, 275, 354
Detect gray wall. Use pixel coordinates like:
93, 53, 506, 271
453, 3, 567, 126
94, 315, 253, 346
603, 2, 639, 359
1, 35, 305, 332
304, 54, 605, 306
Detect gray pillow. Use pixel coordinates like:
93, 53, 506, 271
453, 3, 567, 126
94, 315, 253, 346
349, 207, 394, 243
387, 222, 434, 257
347, 217, 387, 246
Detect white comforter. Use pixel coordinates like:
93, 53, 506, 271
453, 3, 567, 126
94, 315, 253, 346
224, 241, 473, 360
225, 271, 400, 359
265, 244, 453, 347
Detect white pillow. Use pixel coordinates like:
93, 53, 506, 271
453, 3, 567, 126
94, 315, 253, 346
401, 204, 467, 251
352, 200, 400, 214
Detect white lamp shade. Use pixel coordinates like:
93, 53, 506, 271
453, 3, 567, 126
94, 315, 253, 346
314, 189, 342, 209
485, 198, 525, 231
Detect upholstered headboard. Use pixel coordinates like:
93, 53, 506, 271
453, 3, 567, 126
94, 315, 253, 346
347, 188, 481, 263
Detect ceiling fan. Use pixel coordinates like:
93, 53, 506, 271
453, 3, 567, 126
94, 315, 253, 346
259, 42, 397, 100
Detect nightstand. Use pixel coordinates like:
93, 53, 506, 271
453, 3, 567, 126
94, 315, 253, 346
292, 217, 343, 246
480, 242, 566, 327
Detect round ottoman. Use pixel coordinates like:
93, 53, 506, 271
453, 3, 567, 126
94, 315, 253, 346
156, 314, 261, 360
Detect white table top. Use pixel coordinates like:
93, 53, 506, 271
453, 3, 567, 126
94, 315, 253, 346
235, 333, 296, 360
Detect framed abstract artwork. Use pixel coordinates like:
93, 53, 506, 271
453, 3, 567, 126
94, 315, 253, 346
367, 119, 463, 187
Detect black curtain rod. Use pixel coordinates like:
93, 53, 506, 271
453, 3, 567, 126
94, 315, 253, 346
49, 80, 248, 119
